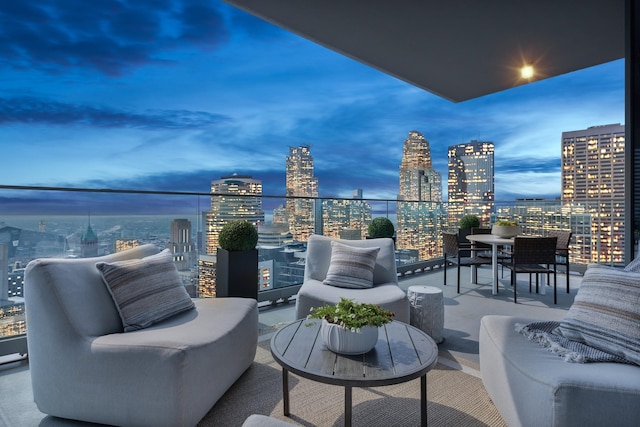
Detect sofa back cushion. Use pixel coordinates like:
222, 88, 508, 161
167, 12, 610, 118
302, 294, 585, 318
97, 249, 195, 331
322, 242, 380, 289
25, 244, 159, 337
304, 234, 397, 285
556, 264, 640, 365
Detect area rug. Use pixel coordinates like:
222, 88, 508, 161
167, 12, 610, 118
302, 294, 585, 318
198, 340, 506, 427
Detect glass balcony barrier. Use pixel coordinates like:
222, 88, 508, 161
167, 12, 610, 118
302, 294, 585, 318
0, 185, 628, 358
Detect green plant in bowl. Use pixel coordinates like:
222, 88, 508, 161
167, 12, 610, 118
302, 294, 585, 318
307, 297, 394, 332
495, 220, 518, 226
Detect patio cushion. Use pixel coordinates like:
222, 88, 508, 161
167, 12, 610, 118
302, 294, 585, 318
555, 264, 640, 365
322, 241, 380, 289
96, 248, 195, 332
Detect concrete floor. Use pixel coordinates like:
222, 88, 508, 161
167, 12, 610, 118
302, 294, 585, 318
258, 264, 579, 365
0, 264, 579, 426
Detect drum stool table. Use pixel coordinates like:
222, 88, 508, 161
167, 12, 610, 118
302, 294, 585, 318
407, 285, 444, 343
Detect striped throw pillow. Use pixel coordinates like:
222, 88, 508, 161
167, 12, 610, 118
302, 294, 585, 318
555, 264, 640, 365
96, 249, 195, 332
322, 242, 380, 289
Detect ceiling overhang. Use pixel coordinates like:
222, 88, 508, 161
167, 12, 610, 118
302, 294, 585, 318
223, 0, 625, 102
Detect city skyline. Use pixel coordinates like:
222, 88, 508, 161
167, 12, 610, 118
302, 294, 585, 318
0, 1, 625, 214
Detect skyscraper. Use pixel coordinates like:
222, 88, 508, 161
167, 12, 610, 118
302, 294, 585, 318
448, 140, 495, 227
397, 130, 445, 260
321, 190, 372, 239
561, 123, 625, 264
285, 145, 319, 242
168, 219, 196, 271
204, 174, 265, 255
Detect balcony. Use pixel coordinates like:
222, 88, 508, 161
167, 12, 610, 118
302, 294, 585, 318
0, 261, 579, 425
0, 185, 621, 425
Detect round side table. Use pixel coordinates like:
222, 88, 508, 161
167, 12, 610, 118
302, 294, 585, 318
407, 285, 444, 343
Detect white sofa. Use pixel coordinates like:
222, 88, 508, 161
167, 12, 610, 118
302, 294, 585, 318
295, 234, 409, 323
479, 315, 640, 427
25, 244, 258, 427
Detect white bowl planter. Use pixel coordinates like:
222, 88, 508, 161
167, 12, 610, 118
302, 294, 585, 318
320, 319, 379, 355
491, 224, 521, 238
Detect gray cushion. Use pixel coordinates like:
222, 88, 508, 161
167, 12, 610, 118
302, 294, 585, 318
96, 249, 195, 332
555, 264, 640, 365
322, 241, 380, 289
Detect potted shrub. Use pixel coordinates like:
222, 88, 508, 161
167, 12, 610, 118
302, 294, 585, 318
459, 214, 480, 230
307, 297, 394, 354
216, 219, 259, 299
367, 217, 395, 239
458, 214, 481, 255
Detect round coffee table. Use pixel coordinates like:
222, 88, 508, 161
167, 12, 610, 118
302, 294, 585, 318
270, 319, 438, 427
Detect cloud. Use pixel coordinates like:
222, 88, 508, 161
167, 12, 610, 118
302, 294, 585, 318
0, 0, 229, 76
0, 96, 231, 129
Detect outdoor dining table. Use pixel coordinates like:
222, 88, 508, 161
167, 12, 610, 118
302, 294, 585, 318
466, 233, 514, 295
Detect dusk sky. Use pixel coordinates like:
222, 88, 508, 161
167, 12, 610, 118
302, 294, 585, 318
0, 0, 626, 214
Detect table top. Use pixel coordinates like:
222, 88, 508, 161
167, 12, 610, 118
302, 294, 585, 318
270, 319, 438, 388
466, 233, 515, 245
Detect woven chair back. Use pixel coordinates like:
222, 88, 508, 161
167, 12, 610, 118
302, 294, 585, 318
442, 232, 460, 257
512, 237, 557, 264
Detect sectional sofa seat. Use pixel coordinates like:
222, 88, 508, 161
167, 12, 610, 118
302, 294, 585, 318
25, 244, 258, 427
479, 263, 640, 427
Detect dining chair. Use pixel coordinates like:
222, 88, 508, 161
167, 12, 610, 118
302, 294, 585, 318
472, 227, 509, 276
442, 231, 491, 293
547, 230, 571, 293
499, 236, 558, 304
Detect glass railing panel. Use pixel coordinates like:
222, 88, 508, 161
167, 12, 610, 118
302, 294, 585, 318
0, 185, 628, 357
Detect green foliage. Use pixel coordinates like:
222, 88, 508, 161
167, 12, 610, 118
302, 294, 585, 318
495, 220, 518, 226
367, 217, 395, 238
459, 214, 480, 229
218, 219, 258, 251
307, 297, 394, 331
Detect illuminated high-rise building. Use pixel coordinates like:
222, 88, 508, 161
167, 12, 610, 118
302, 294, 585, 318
285, 145, 318, 242
204, 174, 265, 255
115, 239, 139, 252
397, 130, 445, 260
448, 140, 495, 227
321, 190, 372, 239
561, 123, 625, 264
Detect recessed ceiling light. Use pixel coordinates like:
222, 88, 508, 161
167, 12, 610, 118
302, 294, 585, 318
521, 65, 534, 80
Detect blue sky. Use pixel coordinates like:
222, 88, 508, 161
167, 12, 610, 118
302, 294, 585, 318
0, 0, 625, 214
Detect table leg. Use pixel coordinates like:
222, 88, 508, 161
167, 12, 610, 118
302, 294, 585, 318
421, 374, 427, 427
282, 368, 290, 416
491, 243, 498, 295
470, 242, 478, 284
345, 386, 352, 427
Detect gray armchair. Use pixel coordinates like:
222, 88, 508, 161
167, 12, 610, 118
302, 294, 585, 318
25, 244, 258, 427
295, 234, 409, 322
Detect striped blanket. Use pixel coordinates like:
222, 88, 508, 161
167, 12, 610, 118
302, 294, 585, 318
515, 321, 633, 364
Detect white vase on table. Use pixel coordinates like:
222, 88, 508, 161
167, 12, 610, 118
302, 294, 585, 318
320, 319, 379, 355
491, 224, 521, 238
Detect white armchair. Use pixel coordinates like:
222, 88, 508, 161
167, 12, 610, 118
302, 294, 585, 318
295, 234, 409, 323
25, 244, 258, 427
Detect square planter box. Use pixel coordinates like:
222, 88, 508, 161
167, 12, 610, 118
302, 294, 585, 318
216, 247, 258, 300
